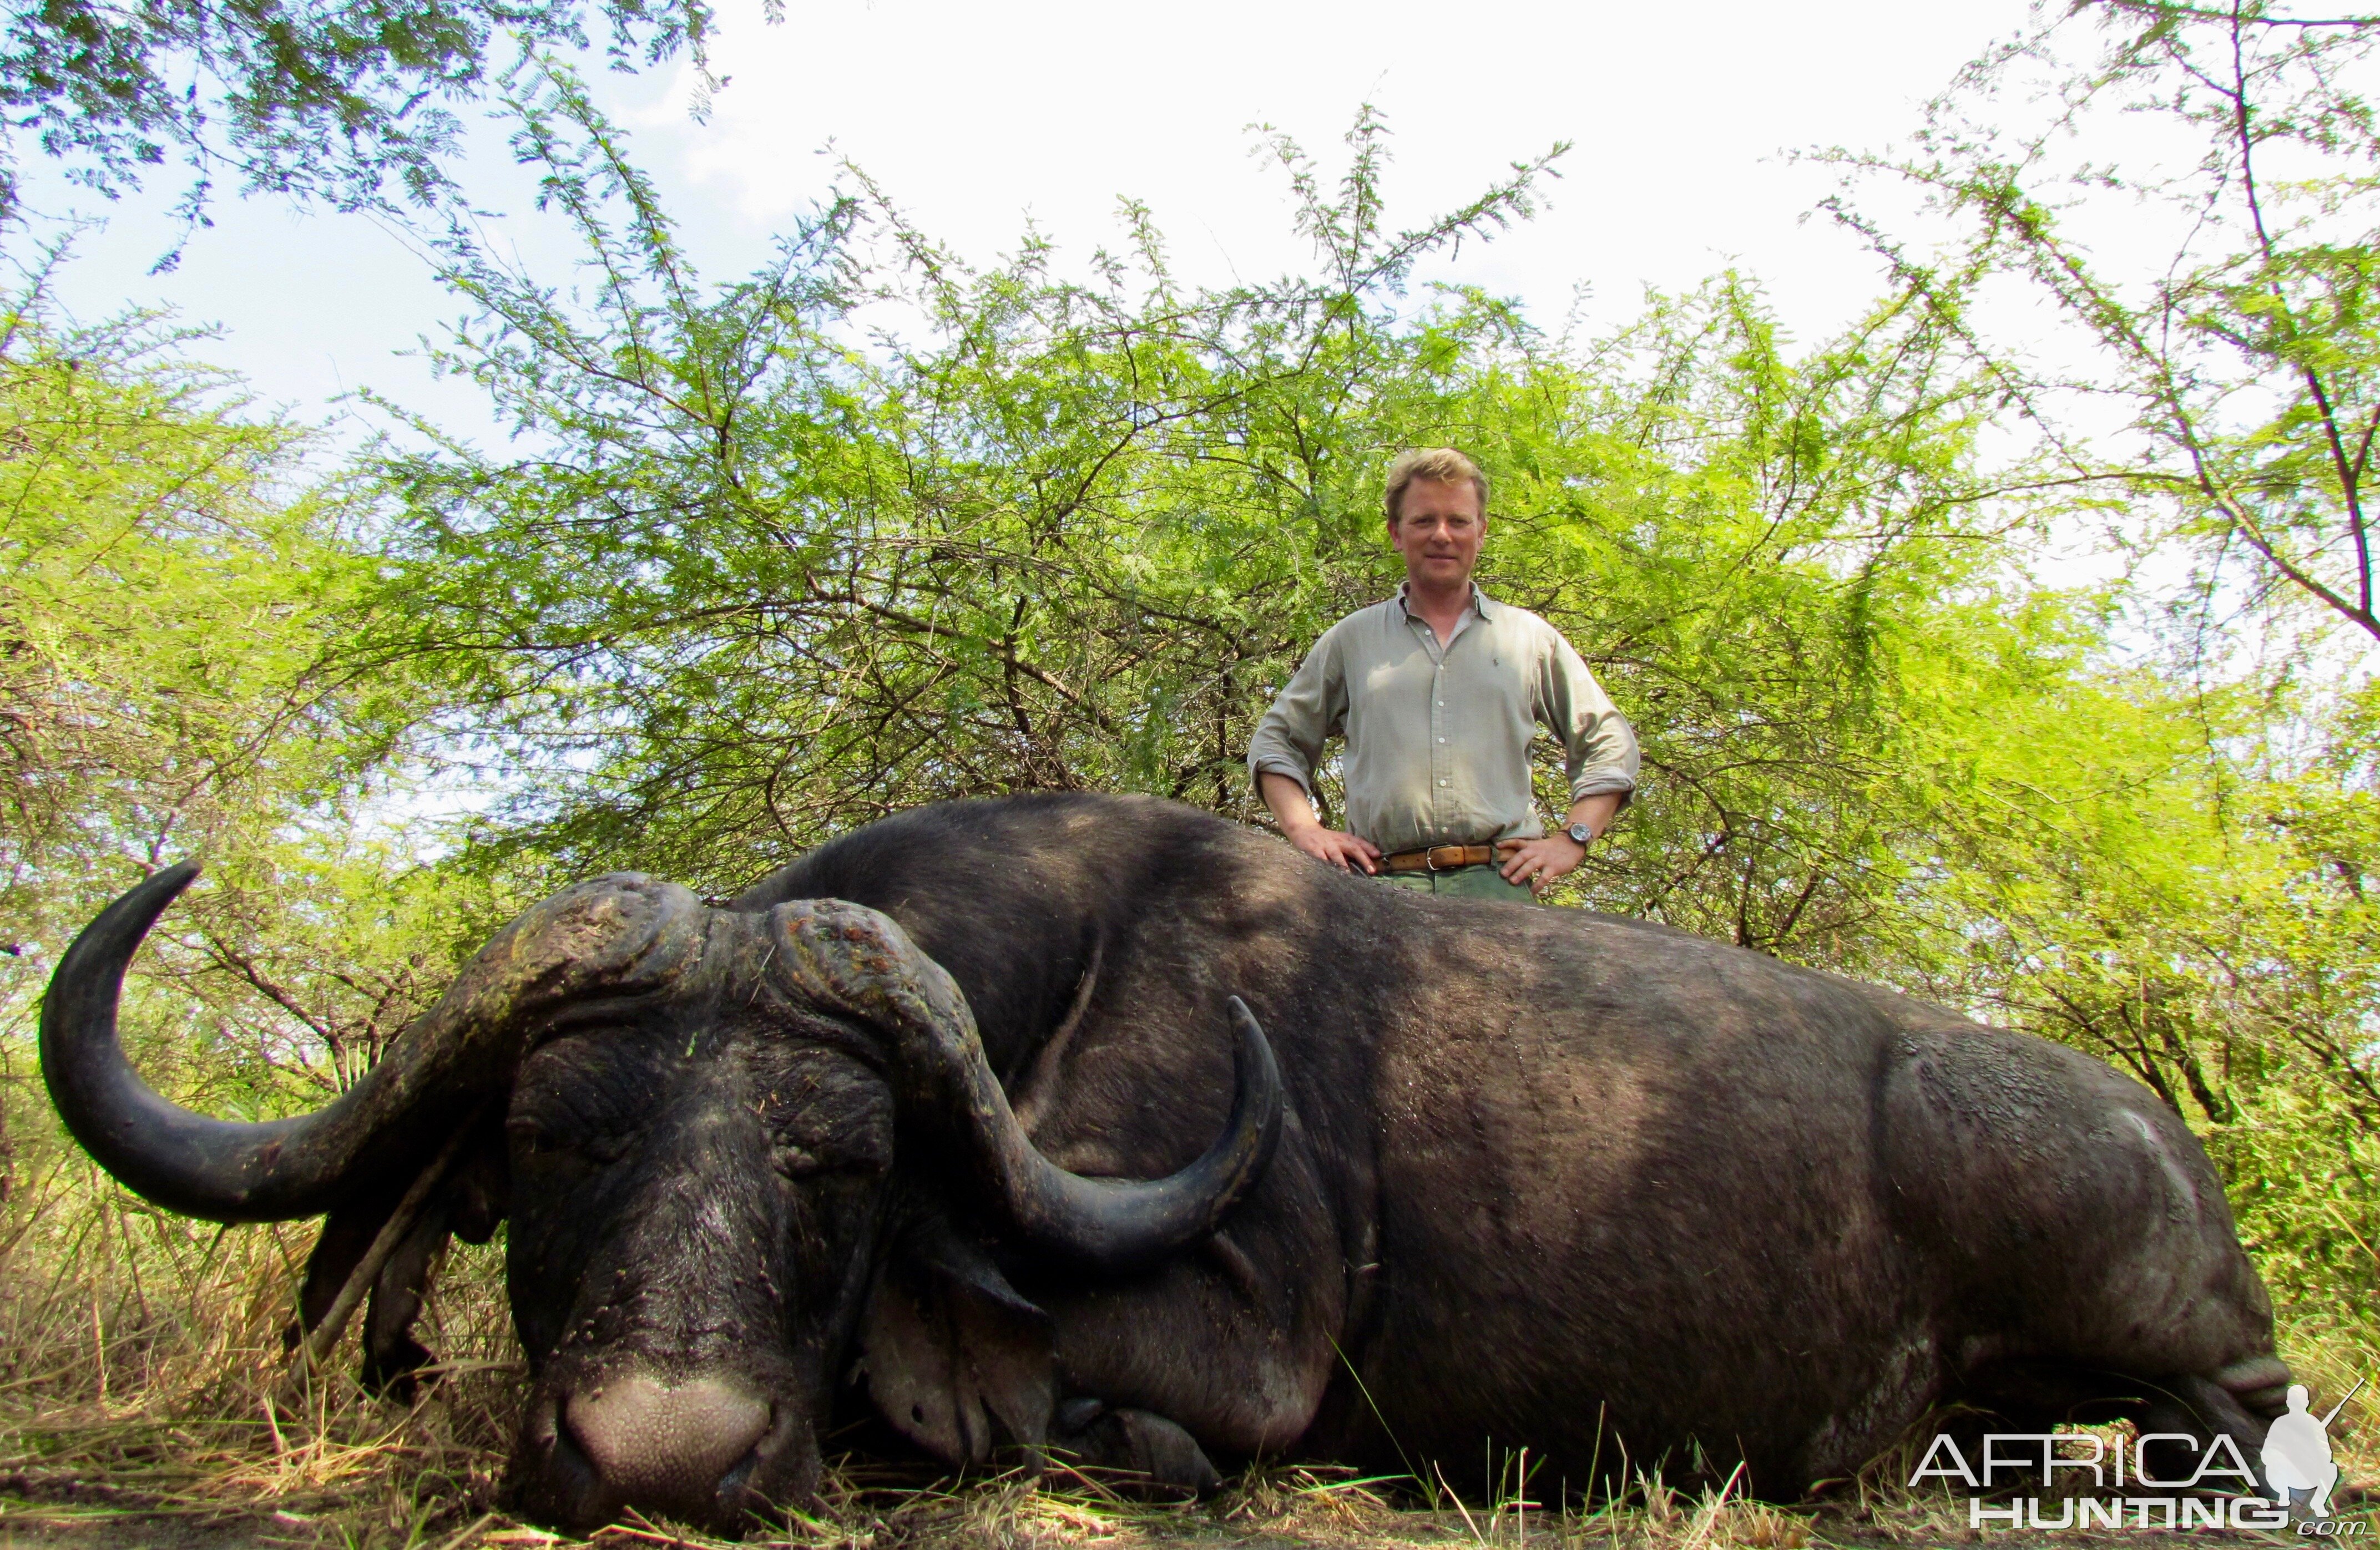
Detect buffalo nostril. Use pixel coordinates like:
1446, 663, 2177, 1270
561, 1372, 772, 1511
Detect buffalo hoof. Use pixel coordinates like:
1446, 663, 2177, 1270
361, 1334, 437, 1401
1052, 1400, 1222, 1497
2216, 1354, 2295, 1418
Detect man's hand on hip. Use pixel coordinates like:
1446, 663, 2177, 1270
1497, 834, 1588, 894
1290, 824, 1383, 874
1259, 771, 1383, 874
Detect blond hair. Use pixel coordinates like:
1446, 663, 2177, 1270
1384, 447, 1489, 524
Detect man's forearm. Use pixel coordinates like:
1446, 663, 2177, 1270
1565, 791, 1624, 840
1259, 771, 1322, 834
1260, 771, 1381, 873
1499, 791, 1625, 892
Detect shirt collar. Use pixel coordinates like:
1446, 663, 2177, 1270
1394, 581, 1494, 621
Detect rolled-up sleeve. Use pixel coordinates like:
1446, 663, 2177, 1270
1538, 630, 1640, 806
1246, 630, 1344, 798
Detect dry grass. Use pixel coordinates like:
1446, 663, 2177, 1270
4, 1154, 2378, 1550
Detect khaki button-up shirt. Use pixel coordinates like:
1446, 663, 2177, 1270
1246, 584, 1639, 858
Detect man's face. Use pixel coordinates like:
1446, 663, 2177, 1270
1389, 477, 1485, 592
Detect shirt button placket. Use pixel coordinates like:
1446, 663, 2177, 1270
1433, 659, 1448, 837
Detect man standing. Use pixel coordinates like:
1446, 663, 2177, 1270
1246, 448, 1639, 901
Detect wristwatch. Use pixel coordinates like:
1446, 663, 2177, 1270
1565, 822, 1594, 847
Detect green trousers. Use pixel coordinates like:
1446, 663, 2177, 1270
1375, 863, 1538, 904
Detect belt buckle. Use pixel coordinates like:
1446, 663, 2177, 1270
1426, 844, 1454, 873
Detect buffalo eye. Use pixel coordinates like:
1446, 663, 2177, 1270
506, 1114, 632, 1164
770, 1144, 825, 1179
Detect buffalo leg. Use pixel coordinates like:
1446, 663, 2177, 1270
1027, 1198, 1344, 1461
1050, 1397, 1223, 1495
2136, 1374, 2267, 1492
1016, 1056, 1349, 1466
2216, 1354, 2293, 1419
1961, 1358, 2277, 1490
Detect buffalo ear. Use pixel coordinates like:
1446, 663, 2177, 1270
289, 1126, 511, 1400
365, 1131, 509, 1396
294, 1198, 388, 1339
442, 1132, 509, 1244
358, 1199, 452, 1399
860, 1216, 1055, 1467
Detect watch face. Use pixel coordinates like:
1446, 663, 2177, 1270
1568, 824, 1592, 845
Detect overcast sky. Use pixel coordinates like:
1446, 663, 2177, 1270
30, 0, 2038, 443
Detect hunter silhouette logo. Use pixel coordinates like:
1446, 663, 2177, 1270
2266, 1377, 2363, 1518
1905, 1372, 2368, 1532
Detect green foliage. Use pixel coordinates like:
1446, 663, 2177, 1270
2, 293, 342, 919
1474, 278, 2065, 969
369, 74, 2049, 974
0, 284, 507, 1224
1805, 0, 2380, 1318
0, 310, 515, 1537
1822, 0, 2380, 649
1883, 662, 2380, 1309
0, 0, 718, 239
364, 80, 1579, 883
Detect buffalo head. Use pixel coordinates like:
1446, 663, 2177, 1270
42, 866, 1281, 1534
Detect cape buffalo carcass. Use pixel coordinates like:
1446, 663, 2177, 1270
43, 793, 2293, 1534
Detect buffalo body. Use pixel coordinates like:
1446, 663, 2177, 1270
44, 794, 2288, 1531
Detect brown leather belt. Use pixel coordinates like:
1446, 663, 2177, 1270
1383, 843, 1499, 874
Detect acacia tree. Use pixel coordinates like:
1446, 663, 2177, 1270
1808, 0, 2380, 1312
0, 0, 719, 241
362, 83, 1568, 875
1825, 0, 2380, 649
0, 286, 501, 1234
361, 77, 2070, 981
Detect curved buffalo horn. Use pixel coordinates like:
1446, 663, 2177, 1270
770, 900, 1284, 1271
42, 863, 706, 1223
